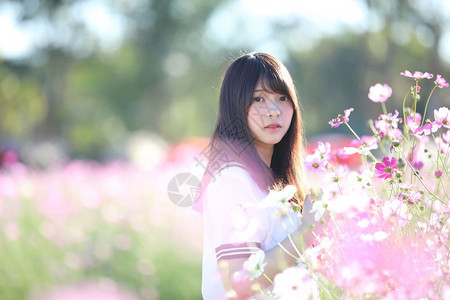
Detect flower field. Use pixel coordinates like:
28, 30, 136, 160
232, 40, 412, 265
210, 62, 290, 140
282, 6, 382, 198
242, 71, 449, 299
1, 71, 449, 300
0, 155, 203, 299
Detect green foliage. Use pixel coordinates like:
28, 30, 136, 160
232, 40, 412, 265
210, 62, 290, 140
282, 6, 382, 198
0, 64, 46, 138
0, 0, 449, 160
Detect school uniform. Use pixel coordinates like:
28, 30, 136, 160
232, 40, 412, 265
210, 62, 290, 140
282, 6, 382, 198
193, 163, 300, 299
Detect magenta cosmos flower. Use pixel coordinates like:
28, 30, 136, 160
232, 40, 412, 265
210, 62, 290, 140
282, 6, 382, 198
374, 156, 398, 179
435, 74, 449, 88
368, 83, 392, 103
329, 108, 354, 128
400, 70, 433, 80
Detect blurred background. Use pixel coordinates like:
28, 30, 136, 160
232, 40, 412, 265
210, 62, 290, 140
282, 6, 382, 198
0, 0, 449, 299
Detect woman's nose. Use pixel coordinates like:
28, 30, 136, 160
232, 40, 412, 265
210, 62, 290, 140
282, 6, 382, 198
266, 101, 281, 118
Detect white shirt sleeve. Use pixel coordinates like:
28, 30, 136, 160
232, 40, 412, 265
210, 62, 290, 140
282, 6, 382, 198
204, 166, 271, 261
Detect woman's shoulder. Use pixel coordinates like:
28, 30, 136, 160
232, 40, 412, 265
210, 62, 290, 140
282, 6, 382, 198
204, 163, 267, 213
207, 162, 252, 188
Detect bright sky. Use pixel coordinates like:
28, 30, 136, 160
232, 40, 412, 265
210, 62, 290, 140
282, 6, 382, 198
240, 0, 369, 28
204, 0, 373, 60
0, 0, 127, 59
0, 0, 449, 62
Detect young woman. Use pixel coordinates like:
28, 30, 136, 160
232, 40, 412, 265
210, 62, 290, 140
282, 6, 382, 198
193, 52, 315, 299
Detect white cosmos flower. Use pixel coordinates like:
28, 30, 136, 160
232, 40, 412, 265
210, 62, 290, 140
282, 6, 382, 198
304, 237, 333, 268
360, 231, 389, 243
242, 250, 267, 280
342, 143, 378, 155
373, 231, 389, 241
259, 185, 298, 216
273, 266, 318, 300
310, 199, 329, 221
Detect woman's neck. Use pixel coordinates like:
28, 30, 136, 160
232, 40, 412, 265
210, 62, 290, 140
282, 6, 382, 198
254, 141, 274, 167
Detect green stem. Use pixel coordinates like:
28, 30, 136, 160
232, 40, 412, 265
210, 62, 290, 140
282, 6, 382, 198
344, 122, 378, 162
276, 242, 299, 261
381, 102, 387, 115
420, 85, 438, 127
330, 215, 343, 237
286, 230, 302, 258
434, 132, 450, 184
344, 121, 361, 140
413, 80, 419, 116
412, 201, 450, 252
399, 150, 444, 204
262, 272, 274, 284
402, 91, 410, 139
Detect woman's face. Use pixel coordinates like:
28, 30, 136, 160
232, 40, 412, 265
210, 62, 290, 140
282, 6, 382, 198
247, 80, 294, 147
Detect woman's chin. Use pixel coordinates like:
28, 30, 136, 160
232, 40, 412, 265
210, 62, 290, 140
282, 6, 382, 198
259, 137, 283, 145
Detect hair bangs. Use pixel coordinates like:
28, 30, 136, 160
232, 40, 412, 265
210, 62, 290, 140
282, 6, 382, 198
258, 65, 291, 98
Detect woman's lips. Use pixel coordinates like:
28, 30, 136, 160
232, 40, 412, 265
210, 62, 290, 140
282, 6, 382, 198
264, 123, 282, 130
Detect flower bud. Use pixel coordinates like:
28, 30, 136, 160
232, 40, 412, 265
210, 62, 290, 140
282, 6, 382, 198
435, 170, 443, 178
392, 140, 400, 148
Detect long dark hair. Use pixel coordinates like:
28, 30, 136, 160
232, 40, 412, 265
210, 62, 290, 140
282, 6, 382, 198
209, 52, 307, 202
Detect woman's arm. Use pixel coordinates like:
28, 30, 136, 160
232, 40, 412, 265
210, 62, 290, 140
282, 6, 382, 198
218, 197, 323, 299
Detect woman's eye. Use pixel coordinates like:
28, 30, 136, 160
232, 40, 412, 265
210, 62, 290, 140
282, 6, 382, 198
279, 96, 288, 101
254, 97, 263, 102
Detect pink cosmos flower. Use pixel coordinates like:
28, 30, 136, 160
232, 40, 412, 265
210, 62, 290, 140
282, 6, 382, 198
399, 190, 422, 205
434, 107, 450, 129
434, 137, 450, 156
414, 122, 439, 136
344, 135, 379, 156
374, 157, 398, 179
400, 70, 433, 80
316, 141, 331, 159
388, 128, 403, 140
304, 153, 327, 172
320, 217, 437, 298
334, 147, 350, 162
360, 135, 379, 147
405, 136, 428, 172
443, 130, 450, 143
329, 108, 354, 128
311, 141, 334, 164
406, 113, 422, 133
368, 83, 392, 103
382, 199, 411, 226
435, 74, 449, 88
375, 110, 402, 138
435, 170, 443, 178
